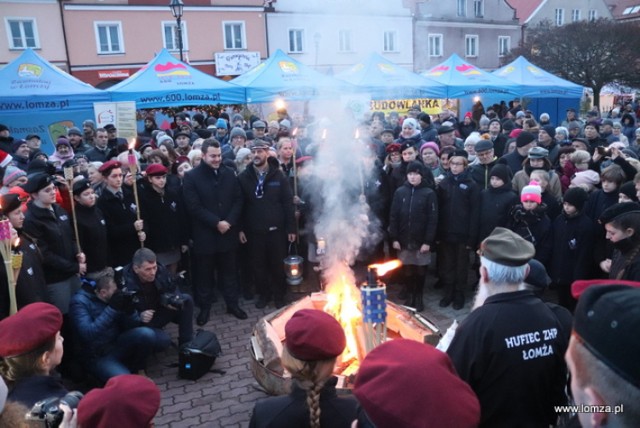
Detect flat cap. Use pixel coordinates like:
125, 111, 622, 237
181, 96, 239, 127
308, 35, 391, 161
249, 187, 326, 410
252, 120, 266, 129
0, 302, 62, 357
285, 309, 346, 361
249, 139, 270, 150
474, 139, 493, 153
528, 146, 549, 159
573, 284, 640, 388
437, 125, 455, 135
67, 127, 82, 136
479, 227, 535, 267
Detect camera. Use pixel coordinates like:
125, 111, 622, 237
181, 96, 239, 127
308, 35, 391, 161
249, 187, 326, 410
26, 391, 83, 428
596, 146, 612, 157
160, 292, 185, 309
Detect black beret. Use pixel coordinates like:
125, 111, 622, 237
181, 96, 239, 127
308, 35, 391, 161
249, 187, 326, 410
72, 178, 92, 196
452, 149, 468, 159
0, 194, 22, 216
525, 259, 551, 290
574, 284, 640, 388
598, 202, 640, 225
21, 173, 53, 194
400, 142, 414, 153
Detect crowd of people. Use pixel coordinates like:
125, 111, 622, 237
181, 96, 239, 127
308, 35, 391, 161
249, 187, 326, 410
0, 97, 639, 426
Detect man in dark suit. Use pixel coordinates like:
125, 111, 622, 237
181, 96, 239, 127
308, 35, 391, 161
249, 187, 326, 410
182, 139, 247, 324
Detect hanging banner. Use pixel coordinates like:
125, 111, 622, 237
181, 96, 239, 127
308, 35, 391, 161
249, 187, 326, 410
215, 51, 261, 76
369, 98, 446, 116
94, 101, 137, 141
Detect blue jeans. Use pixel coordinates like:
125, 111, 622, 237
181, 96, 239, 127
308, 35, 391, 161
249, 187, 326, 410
147, 293, 194, 347
88, 326, 156, 383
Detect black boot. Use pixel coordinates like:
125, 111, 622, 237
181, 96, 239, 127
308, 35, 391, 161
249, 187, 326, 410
413, 275, 425, 312
439, 289, 454, 307
452, 291, 465, 310
404, 277, 415, 307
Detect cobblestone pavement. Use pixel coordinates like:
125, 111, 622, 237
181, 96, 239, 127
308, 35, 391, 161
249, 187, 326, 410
148, 271, 474, 428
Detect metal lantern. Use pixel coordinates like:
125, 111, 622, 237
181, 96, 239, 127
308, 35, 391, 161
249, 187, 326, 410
284, 254, 304, 286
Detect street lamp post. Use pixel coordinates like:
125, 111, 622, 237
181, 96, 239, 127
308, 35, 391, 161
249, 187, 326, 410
169, 0, 184, 62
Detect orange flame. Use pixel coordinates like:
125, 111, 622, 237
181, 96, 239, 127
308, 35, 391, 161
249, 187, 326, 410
128, 138, 136, 151
13, 237, 20, 248
324, 273, 362, 363
368, 260, 402, 277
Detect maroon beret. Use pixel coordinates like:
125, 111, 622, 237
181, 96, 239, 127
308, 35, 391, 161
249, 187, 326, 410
385, 143, 402, 154
285, 309, 346, 361
0, 303, 62, 357
145, 163, 168, 177
78, 374, 161, 428
171, 156, 191, 175
353, 340, 480, 428
98, 160, 122, 176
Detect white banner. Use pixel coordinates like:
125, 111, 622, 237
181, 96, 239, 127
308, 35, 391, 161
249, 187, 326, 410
93, 101, 137, 141
215, 51, 261, 76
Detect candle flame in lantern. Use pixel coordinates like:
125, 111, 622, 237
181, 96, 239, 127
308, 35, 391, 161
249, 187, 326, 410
324, 269, 362, 363
290, 268, 299, 276
368, 259, 402, 277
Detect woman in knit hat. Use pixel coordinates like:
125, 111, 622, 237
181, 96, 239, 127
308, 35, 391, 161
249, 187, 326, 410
512, 146, 562, 201
507, 180, 553, 267
388, 161, 438, 311
249, 309, 357, 428
550, 187, 594, 311
419, 141, 443, 180
0, 166, 27, 195
0, 303, 68, 407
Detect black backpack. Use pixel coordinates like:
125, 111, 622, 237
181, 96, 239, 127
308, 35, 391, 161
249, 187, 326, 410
178, 329, 222, 380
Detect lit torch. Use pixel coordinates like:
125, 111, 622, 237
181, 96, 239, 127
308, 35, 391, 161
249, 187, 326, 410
128, 139, 144, 248
63, 165, 81, 254
361, 260, 402, 353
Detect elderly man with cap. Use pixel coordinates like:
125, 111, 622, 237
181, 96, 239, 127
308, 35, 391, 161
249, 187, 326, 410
352, 339, 480, 428
563, 280, 640, 427
239, 139, 296, 309
0, 303, 68, 407
446, 227, 573, 427
437, 124, 463, 150
182, 138, 247, 323
96, 160, 145, 267
250, 309, 358, 427
67, 126, 89, 154
499, 130, 536, 174
469, 139, 498, 189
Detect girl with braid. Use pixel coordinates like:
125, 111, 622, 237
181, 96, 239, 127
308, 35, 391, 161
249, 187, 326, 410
249, 309, 357, 428
599, 202, 640, 281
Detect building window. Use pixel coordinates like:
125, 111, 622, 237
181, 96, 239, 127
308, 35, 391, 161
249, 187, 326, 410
474, 0, 484, 18
457, 0, 466, 17
498, 36, 510, 57
338, 30, 352, 52
571, 9, 581, 22
288, 29, 304, 53
588, 9, 597, 21
465, 35, 479, 57
162, 21, 188, 53
555, 8, 565, 26
223, 21, 245, 50
95, 22, 123, 54
428, 34, 443, 57
6, 18, 39, 49
383, 31, 397, 52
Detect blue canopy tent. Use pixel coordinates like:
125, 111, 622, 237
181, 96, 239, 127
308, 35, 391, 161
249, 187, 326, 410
335, 52, 447, 99
0, 49, 111, 151
422, 53, 520, 99
231, 49, 350, 103
493, 56, 583, 125
108, 49, 246, 107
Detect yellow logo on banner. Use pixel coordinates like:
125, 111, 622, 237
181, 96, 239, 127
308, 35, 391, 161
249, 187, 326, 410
18, 63, 42, 77
497, 65, 516, 76
370, 98, 445, 115
377, 63, 396, 74
527, 65, 543, 75
279, 61, 299, 74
